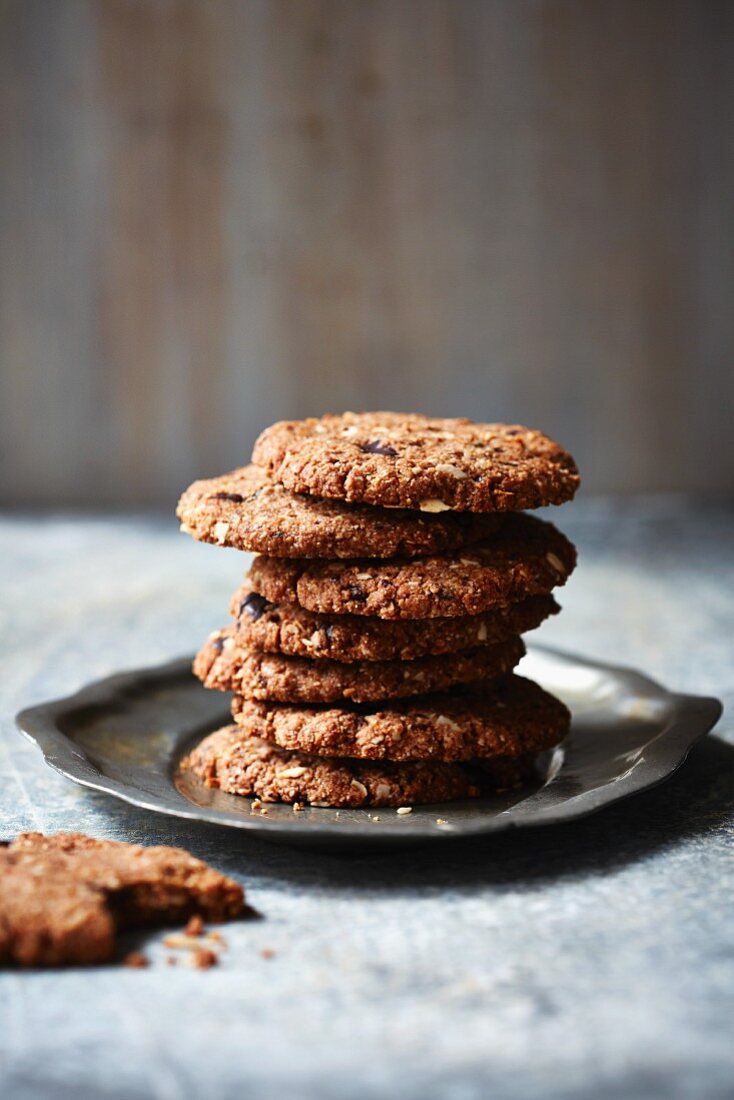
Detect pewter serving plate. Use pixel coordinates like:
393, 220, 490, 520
16, 647, 721, 849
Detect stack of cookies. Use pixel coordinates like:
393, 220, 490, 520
178, 413, 579, 811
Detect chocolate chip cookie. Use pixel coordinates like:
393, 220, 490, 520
231, 584, 559, 661
0, 833, 244, 967
178, 464, 501, 559
194, 626, 524, 703
231, 675, 569, 762
248, 513, 576, 619
252, 412, 579, 512
181, 725, 537, 808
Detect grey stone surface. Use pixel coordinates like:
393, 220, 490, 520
1, 497, 733, 1100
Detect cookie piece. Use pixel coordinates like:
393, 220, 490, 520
252, 412, 579, 512
194, 627, 524, 703
231, 584, 558, 662
177, 464, 501, 559
0, 849, 116, 966
248, 513, 576, 620
231, 675, 569, 762
0, 833, 244, 967
181, 726, 536, 808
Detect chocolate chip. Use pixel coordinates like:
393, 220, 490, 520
211, 492, 245, 503
359, 440, 397, 457
212, 636, 225, 652
240, 593, 269, 621
348, 586, 367, 602
324, 624, 335, 640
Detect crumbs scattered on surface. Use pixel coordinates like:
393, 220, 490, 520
184, 948, 218, 970
123, 952, 149, 969
260, 947, 275, 960
185, 915, 204, 937
162, 933, 207, 951
396, 806, 413, 815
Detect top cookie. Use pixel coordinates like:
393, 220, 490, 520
177, 464, 501, 559
252, 412, 579, 513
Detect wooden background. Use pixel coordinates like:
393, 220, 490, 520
1, 0, 732, 506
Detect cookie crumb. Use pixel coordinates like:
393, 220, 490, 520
163, 933, 208, 951
185, 915, 204, 937
184, 947, 218, 970
396, 806, 413, 815
260, 947, 275, 959
436, 818, 449, 826
166, 956, 178, 966
123, 951, 149, 969
206, 929, 225, 944
292, 801, 304, 813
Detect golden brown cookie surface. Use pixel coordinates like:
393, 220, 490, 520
253, 412, 579, 512
248, 514, 576, 620
0, 833, 244, 968
230, 675, 569, 763
182, 726, 536, 808
231, 585, 558, 661
194, 627, 524, 703
177, 464, 501, 559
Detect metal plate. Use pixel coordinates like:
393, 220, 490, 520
15, 647, 722, 849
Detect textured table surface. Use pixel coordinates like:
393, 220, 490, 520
1, 498, 733, 1100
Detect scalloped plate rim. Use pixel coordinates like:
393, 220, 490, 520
14, 646, 723, 847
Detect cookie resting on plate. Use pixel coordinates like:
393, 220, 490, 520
181, 726, 539, 808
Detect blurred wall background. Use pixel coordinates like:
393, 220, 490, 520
1, 0, 732, 507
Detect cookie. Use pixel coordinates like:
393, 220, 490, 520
248, 513, 576, 620
0, 833, 244, 967
231, 675, 569, 762
181, 725, 536, 808
252, 412, 579, 513
177, 464, 501, 559
194, 627, 524, 703
231, 584, 559, 662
